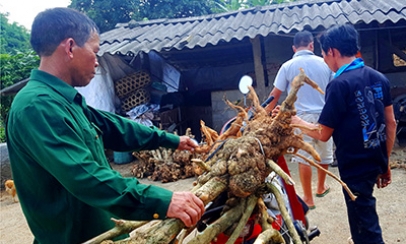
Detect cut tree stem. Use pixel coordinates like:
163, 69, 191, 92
267, 183, 302, 244
82, 219, 149, 244
188, 198, 246, 244
225, 195, 258, 244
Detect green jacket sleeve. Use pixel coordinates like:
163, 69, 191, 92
9, 95, 177, 221
86, 106, 180, 151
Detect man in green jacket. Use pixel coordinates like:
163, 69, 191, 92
6, 7, 204, 244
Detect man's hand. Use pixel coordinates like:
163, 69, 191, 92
376, 167, 391, 189
271, 105, 280, 118
291, 115, 303, 125
177, 136, 199, 151
166, 192, 205, 227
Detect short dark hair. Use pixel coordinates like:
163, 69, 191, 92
319, 24, 360, 57
30, 8, 99, 57
293, 30, 314, 48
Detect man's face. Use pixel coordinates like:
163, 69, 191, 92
70, 32, 100, 87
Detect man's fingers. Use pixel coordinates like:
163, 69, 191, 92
179, 211, 193, 227
376, 177, 391, 188
187, 207, 199, 227
192, 194, 205, 215
186, 195, 204, 224
177, 136, 198, 151
167, 192, 205, 227
181, 199, 203, 227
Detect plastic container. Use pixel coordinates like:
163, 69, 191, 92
113, 151, 133, 164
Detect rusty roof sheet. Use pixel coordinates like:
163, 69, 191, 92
99, 0, 406, 56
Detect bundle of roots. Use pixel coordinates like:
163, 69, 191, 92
131, 128, 202, 183
85, 69, 356, 244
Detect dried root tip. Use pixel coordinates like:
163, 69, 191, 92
291, 68, 307, 89
290, 123, 322, 133
255, 228, 285, 244
300, 68, 325, 95
247, 86, 268, 116
289, 139, 321, 162
294, 153, 357, 201
266, 159, 295, 185
200, 120, 219, 146
224, 99, 249, 119
218, 114, 244, 140
191, 158, 211, 172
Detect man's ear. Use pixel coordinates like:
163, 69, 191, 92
292, 45, 297, 53
308, 42, 314, 51
63, 38, 75, 58
331, 48, 341, 57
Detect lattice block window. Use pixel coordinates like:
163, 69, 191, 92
115, 71, 151, 99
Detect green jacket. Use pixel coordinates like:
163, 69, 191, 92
6, 70, 180, 244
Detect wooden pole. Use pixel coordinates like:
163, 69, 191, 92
251, 36, 267, 101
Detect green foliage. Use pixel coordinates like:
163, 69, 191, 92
0, 51, 40, 137
134, 0, 220, 21
0, 118, 5, 143
215, 0, 244, 11
69, 0, 223, 32
68, 0, 297, 32
0, 12, 31, 54
215, 0, 297, 11
69, 0, 135, 33
1, 12, 37, 142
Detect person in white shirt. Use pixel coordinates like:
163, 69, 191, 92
265, 30, 334, 209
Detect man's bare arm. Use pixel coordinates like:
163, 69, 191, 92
264, 88, 282, 114
291, 115, 334, 142
377, 105, 397, 189
384, 105, 397, 157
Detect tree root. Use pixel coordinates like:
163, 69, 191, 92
266, 183, 302, 244
266, 159, 295, 186
253, 228, 285, 244
293, 153, 357, 201
188, 198, 246, 244
83, 219, 149, 244
256, 198, 285, 244
225, 195, 258, 244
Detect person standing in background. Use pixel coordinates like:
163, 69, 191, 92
265, 30, 334, 209
292, 24, 397, 244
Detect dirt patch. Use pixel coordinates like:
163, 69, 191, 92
1, 146, 405, 244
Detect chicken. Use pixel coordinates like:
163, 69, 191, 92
4, 179, 18, 203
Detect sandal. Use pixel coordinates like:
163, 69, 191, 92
315, 187, 330, 198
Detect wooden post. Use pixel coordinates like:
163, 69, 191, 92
251, 35, 267, 101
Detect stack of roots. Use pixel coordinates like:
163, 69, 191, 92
85, 69, 355, 244
131, 128, 203, 183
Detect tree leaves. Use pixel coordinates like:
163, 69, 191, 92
68, 0, 295, 33
0, 13, 39, 141
68, 0, 229, 33
0, 13, 31, 54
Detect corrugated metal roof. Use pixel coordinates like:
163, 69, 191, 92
99, 0, 406, 57
2, 0, 406, 96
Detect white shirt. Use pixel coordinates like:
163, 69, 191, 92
273, 50, 334, 114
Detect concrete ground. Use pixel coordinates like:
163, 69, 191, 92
1, 146, 405, 244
